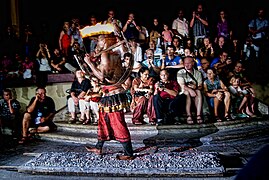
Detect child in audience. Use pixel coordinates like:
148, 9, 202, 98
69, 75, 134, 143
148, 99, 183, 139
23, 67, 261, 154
229, 76, 256, 118
162, 23, 174, 51
79, 76, 102, 125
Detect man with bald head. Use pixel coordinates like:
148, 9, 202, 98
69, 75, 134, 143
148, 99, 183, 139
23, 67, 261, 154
177, 56, 203, 124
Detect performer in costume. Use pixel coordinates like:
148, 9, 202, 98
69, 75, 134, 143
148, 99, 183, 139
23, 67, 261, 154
83, 26, 135, 160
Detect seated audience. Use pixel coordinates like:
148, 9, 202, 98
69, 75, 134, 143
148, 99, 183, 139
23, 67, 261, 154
153, 69, 185, 125
141, 48, 161, 81
183, 47, 201, 70
145, 40, 163, 60
228, 61, 257, 117
35, 43, 52, 88
203, 68, 232, 122
79, 76, 102, 125
19, 87, 57, 144
199, 57, 211, 80
129, 38, 143, 78
229, 76, 256, 118
210, 50, 233, 86
121, 52, 134, 109
198, 37, 215, 62
177, 56, 203, 124
130, 67, 156, 125
172, 36, 184, 56
67, 70, 91, 124
50, 48, 67, 73
161, 45, 183, 81
22, 56, 35, 81
0, 88, 21, 138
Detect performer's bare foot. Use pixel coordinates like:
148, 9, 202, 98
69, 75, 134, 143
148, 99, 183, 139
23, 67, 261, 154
85, 146, 102, 155
116, 155, 135, 160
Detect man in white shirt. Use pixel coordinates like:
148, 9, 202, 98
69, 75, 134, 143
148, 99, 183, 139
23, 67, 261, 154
177, 56, 203, 124
172, 9, 189, 39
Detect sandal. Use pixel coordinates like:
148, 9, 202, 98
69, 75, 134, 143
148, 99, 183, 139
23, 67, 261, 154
76, 118, 85, 124
224, 115, 232, 121
18, 136, 30, 144
68, 118, 76, 124
133, 121, 143, 125
215, 116, 222, 122
186, 115, 194, 124
83, 119, 91, 125
196, 115, 203, 124
150, 121, 156, 125
29, 128, 37, 134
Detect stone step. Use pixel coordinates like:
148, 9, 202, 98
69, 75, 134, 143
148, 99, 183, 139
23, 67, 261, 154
54, 121, 157, 135
37, 129, 156, 149
37, 115, 269, 147
200, 122, 269, 144
55, 111, 149, 125
41, 107, 269, 146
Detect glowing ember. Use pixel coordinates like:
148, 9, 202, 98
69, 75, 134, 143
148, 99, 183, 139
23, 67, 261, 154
80, 23, 114, 38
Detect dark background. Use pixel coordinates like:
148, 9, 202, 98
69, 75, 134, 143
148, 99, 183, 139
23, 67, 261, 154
1, 0, 269, 86
1, 0, 269, 47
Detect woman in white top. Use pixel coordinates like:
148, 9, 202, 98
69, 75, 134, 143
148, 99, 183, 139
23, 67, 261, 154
36, 43, 51, 87
129, 38, 143, 77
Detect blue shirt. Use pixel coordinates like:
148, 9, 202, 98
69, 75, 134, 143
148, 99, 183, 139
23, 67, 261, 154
164, 55, 182, 66
210, 57, 220, 68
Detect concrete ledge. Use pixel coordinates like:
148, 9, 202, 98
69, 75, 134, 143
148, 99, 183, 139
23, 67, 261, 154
47, 73, 75, 83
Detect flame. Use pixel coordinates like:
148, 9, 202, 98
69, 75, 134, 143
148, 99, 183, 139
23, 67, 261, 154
79, 23, 114, 38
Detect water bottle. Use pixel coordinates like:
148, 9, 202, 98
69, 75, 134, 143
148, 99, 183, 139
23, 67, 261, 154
35, 109, 42, 125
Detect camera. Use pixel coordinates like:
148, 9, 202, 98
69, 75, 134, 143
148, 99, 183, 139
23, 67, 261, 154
159, 81, 165, 88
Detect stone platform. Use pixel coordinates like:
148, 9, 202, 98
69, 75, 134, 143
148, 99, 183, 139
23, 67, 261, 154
18, 150, 224, 178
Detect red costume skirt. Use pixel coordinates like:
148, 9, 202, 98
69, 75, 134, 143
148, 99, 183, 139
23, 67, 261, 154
97, 92, 131, 143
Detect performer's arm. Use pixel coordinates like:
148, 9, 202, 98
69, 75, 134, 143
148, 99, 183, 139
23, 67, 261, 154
84, 54, 105, 82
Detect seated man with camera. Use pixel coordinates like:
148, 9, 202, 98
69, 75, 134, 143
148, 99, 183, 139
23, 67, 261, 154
177, 56, 203, 124
153, 69, 185, 125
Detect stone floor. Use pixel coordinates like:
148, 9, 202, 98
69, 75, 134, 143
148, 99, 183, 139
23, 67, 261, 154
1, 107, 269, 179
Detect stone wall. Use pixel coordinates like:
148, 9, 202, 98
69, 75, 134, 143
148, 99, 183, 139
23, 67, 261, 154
11, 82, 72, 113
253, 83, 269, 105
